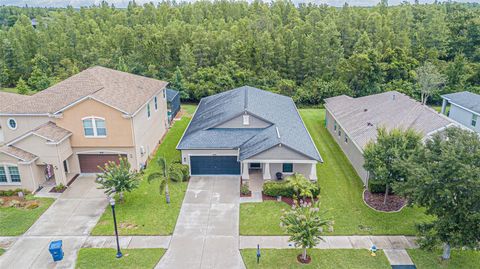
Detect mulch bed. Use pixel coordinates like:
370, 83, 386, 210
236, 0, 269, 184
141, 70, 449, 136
0, 196, 40, 209
297, 254, 312, 264
240, 179, 252, 197
363, 190, 407, 212
50, 186, 67, 193
262, 193, 316, 206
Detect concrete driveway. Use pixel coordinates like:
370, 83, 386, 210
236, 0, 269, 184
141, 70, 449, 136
0, 175, 107, 269
156, 176, 246, 269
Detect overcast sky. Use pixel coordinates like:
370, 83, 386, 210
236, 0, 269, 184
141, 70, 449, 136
2, 0, 479, 8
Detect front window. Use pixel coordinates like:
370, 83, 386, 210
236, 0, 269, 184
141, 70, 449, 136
0, 165, 21, 184
83, 117, 107, 137
282, 163, 293, 173
147, 103, 151, 118
154, 96, 158, 111
338, 130, 341, 136
8, 118, 17, 130
334, 121, 337, 131
345, 135, 349, 143
472, 114, 478, 127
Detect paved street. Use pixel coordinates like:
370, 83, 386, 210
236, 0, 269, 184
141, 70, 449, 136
155, 176, 246, 269
0, 175, 107, 269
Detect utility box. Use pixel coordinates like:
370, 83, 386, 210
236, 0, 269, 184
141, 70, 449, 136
48, 240, 64, 262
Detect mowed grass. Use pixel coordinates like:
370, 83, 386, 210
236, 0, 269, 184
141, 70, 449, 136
0, 248, 5, 256
91, 116, 191, 235
240, 109, 430, 235
0, 196, 54, 236
408, 249, 480, 269
241, 249, 390, 269
181, 103, 197, 115
76, 248, 165, 269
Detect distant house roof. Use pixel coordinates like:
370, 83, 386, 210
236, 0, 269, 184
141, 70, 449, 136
0, 145, 37, 163
177, 86, 322, 162
0, 66, 168, 116
166, 89, 179, 102
441, 91, 480, 115
325, 91, 457, 150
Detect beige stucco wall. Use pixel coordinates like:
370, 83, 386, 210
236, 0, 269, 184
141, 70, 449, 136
0, 115, 50, 144
132, 91, 168, 168
55, 98, 134, 148
325, 109, 368, 184
180, 149, 239, 165
215, 113, 271, 128
0, 152, 44, 192
268, 163, 312, 178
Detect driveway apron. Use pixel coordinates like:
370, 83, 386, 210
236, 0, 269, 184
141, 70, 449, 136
156, 176, 246, 269
0, 175, 107, 269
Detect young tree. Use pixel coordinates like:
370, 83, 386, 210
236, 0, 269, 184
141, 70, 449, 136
286, 173, 318, 200
147, 157, 183, 204
281, 200, 331, 263
16, 78, 30, 95
415, 62, 446, 105
363, 127, 422, 204
397, 128, 480, 260
97, 157, 140, 202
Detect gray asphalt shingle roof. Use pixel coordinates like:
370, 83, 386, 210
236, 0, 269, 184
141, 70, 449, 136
177, 86, 322, 162
442, 91, 480, 115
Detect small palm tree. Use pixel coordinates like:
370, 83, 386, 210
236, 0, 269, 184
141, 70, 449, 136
147, 157, 183, 204
281, 200, 331, 263
287, 173, 316, 200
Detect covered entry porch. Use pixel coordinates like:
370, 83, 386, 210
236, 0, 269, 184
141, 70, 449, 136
240, 160, 317, 182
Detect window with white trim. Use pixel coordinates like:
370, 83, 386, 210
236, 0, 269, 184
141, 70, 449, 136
154, 96, 158, 111
82, 117, 107, 137
334, 121, 337, 131
0, 165, 21, 184
472, 114, 477, 127
147, 103, 151, 118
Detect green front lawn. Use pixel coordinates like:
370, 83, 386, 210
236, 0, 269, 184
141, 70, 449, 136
241, 249, 390, 269
0, 196, 54, 236
76, 248, 165, 269
240, 109, 429, 235
408, 249, 480, 269
91, 116, 190, 235
182, 103, 197, 115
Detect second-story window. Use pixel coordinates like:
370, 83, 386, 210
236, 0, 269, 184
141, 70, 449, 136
154, 96, 158, 111
147, 103, 151, 118
83, 117, 107, 137
472, 114, 478, 127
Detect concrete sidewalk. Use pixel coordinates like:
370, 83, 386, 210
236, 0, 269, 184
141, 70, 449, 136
83, 236, 171, 249
239, 235, 418, 249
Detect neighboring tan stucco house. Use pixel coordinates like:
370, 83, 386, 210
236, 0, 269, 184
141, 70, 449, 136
324, 91, 459, 186
441, 91, 480, 133
0, 66, 169, 192
177, 86, 322, 182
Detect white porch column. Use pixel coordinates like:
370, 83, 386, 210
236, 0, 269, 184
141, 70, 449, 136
263, 163, 271, 180
242, 162, 249, 180
441, 99, 447, 115
309, 163, 317, 181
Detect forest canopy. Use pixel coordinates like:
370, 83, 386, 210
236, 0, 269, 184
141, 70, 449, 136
0, 1, 479, 105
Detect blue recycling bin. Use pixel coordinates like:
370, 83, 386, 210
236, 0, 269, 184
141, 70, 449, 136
49, 240, 64, 262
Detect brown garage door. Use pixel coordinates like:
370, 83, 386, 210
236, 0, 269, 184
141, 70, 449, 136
78, 154, 127, 173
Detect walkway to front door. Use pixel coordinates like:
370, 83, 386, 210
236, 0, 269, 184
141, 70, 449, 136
156, 176, 246, 269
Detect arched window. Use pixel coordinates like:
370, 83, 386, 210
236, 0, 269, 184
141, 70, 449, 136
82, 117, 107, 137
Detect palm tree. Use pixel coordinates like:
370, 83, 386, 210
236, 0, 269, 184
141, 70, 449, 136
287, 173, 316, 200
147, 157, 183, 204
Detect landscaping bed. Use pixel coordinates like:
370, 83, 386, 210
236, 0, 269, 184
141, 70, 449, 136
240, 249, 390, 269
90, 117, 190, 236
76, 248, 165, 269
262, 194, 316, 206
363, 190, 406, 212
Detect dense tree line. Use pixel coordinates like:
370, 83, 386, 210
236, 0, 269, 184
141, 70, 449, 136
0, 1, 479, 104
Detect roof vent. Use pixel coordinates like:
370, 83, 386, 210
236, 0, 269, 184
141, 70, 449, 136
276, 126, 281, 139
392, 93, 396, 101
367, 122, 374, 127
364, 108, 368, 112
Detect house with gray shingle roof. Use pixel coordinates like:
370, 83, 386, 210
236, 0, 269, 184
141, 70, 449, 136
325, 91, 459, 185
177, 86, 322, 181
0, 66, 171, 192
441, 91, 480, 133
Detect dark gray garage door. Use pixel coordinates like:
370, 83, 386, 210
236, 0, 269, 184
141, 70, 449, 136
190, 156, 240, 175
